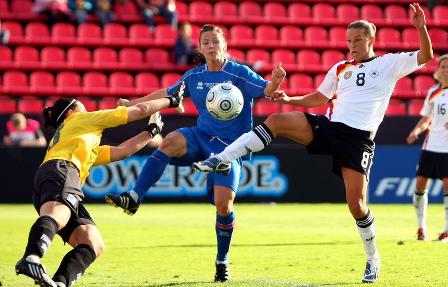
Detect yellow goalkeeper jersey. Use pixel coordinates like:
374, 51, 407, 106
43, 106, 128, 183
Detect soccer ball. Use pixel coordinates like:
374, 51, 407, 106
206, 83, 244, 120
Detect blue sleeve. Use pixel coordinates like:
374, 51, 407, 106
237, 64, 268, 99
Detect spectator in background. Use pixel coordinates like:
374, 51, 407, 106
135, 0, 177, 31
3, 113, 47, 147
0, 20, 10, 45
407, 54, 448, 242
33, 0, 71, 26
174, 22, 196, 65
69, 0, 113, 26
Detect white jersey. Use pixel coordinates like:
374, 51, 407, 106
421, 84, 448, 153
318, 51, 422, 136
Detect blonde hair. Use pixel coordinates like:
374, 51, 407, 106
348, 20, 376, 38
434, 54, 448, 82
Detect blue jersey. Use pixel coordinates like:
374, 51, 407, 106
166, 60, 268, 141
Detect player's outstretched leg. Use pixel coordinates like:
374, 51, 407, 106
15, 257, 57, 287
192, 155, 231, 175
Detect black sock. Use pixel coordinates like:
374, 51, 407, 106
52, 244, 97, 287
24, 215, 58, 258
253, 123, 274, 147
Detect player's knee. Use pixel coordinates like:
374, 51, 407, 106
215, 202, 233, 216
347, 200, 367, 218
264, 113, 282, 135
93, 239, 105, 257
158, 132, 185, 156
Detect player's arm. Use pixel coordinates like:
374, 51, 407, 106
109, 131, 153, 162
410, 3, 433, 65
271, 90, 329, 108
118, 89, 169, 107
264, 63, 286, 97
406, 115, 431, 144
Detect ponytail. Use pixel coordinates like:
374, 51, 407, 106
42, 98, 77, 129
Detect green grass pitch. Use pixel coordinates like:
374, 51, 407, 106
0, 203, 446, 287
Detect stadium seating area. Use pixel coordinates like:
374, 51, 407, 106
0, 0, 446, 116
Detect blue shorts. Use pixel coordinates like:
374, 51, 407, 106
169, 127, 242, 204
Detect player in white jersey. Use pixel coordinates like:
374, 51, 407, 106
193, 3, 433, 283
407, 54, 448, 242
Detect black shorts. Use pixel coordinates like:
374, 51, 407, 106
33, 159, 95, 243
304, 114, 375, 179
417, 150, 448, 179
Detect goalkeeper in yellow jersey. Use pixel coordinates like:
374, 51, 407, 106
14, 82, 184, 287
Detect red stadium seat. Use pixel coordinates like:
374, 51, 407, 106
30, 71, 56, 95
328, 26, 346, 48
255, 98, 281, 116
67, 47, 92, 70
255, 25, 279, 47
189, 1, 213, 22
56, 71, 83, 96
428, 28, 448, 49
377, 28, 401, 49
384, 5, 407, 25
414, 75, 436, 97
93, 47, 118, 69
25, 22, 50, 45
14, 46, 40, 69
18, 97, 43, 114
78, 97, 97, 112
336, 4, 359, 24
113, 0, 139, 22
3, 71, 29, 94
51, 23, 76, 45
0, 46, 13, 69
83, 72, 109, 96
288, 3, 312, 23
214, 1, 238, 22
109, 72, 135, 97
360, 4, 384, 22
312, 3, 336, 24
0, 98, 17, 114
304, 26, 328, 47
297, 50, 321, 72
239, 1, 263, 22
264, 2, 287, 22
402, 27, 419, 49
385, 99, 406, 116
322, 50, 345, 69
289, 73, 314, 95
0, 0, 10, 19
433, 5, 448, 26
11, 0, 39, 21
176, 1, 188, 19
280, 26, 303, 47
145, 48, 172, 70
272, 49, 295, 70
281, 105, 306, 113
161, 73, 182, 87
78, 23, 102, 46
2, 21, 24, 44
41, 46, 66, 69
135, 72, 160, 94
129, 24, 154, 46
227, 49, 245, 63
408, 99, 424, 116
154, 24, 177, 46
103, 23, 128, 46
246, 49, 271, 66
230, 25, 254, 47
98, 98, 118, 110
119, 48, 144, 70
393, 77, 414, 99
314, 74, 326, 88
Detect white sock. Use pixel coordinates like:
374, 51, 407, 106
217, 124, 273, 163
356, 211, 379, 260
129, 190, 139, 203
444, 194, 448, 232
413, 191, 428, 229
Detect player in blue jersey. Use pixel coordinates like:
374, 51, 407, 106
105, 24, 286, 281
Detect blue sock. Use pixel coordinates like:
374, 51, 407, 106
133, 150, 169, 203
215, 212, 235, 263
